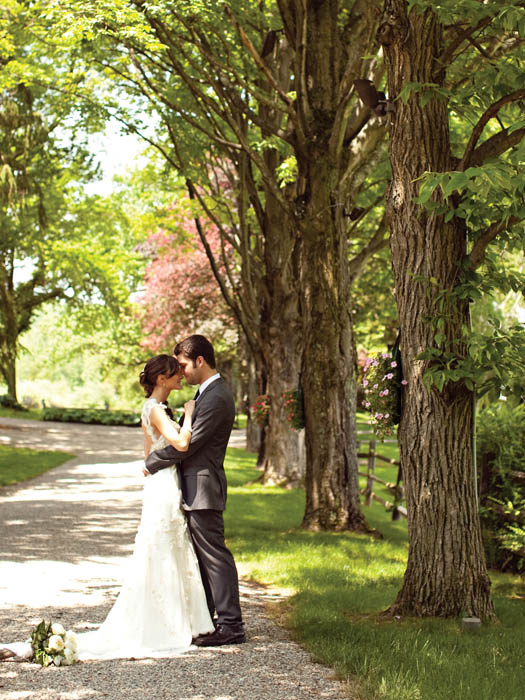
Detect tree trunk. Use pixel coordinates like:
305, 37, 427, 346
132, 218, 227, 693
0, 279, 18, 402
259, 187, 305, 485
262, 350, 304, 485
298, 159, 368, 531
380, 1, 495, 619
0, 348, 17, 402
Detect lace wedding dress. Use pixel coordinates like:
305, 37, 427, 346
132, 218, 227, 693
2, 398, 214, 661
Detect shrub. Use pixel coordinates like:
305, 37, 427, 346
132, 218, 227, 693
0, 394, 28, 411
477, 403, 525, 573
42, 407, 141, 427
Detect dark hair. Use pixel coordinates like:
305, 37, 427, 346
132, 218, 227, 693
174, 334, 216, 369
139, 354, 180, 397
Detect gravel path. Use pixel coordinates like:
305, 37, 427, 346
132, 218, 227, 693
0, 418, 350, 699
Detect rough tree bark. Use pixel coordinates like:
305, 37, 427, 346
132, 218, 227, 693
298, 161, 364, 528
380, 0, 495, 618
286, 0, 375, 531
259, 186, 304, 484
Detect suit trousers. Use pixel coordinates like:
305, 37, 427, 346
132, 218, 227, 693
186, 509, 243, 631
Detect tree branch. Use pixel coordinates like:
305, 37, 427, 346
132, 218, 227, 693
469, 216, 522, 270
440, 17, 494, 68
348, 216, 389, 283
459, 90, 525, 170
468, 127, 525, 167
224, 5, 295, 111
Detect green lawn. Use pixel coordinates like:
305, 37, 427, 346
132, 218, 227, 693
224, 447, 525, 700
0, 445, 74, 486
0, 406, 42, 420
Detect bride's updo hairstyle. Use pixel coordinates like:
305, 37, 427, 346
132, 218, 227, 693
139, 355, 180, 397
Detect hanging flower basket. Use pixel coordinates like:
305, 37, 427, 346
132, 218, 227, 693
282, 388, 305, 431
361, 352, 407, 441
251, 394, 270, 426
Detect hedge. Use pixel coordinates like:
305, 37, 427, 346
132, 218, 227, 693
42, 407, 141, 427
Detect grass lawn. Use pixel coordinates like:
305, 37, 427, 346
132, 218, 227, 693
0, 406, 42, 420
0, 445, 74, 486
224, 446, 525, 700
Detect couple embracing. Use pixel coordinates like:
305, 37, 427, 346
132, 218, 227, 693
78, 334, 245, 659
2, 334, 243, 662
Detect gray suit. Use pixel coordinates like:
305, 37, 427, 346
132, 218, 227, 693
145, 377, 243, 631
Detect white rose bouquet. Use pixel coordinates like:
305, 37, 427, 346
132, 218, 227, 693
30, 620, 78, 666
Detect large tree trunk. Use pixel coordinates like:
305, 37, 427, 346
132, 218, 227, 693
288, 0, 369, 532
0, 348, 17, 402
259, 182, 305, 486
0, 278, 18, 402
380, 1, 495, 619
298, 160, 368, 531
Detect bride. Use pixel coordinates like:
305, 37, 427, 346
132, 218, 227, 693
2, 354, 215, 661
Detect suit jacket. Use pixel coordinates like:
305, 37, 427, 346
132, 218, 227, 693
145, 377, 235, 511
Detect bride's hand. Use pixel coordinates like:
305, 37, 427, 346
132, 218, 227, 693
184, 399, 195, 416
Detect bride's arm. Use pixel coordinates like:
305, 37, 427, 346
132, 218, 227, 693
149, 401, 195, 451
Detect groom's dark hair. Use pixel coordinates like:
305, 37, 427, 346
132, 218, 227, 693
174, 335, 216, 369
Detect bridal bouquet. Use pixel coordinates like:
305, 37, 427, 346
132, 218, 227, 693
30, 620, 78, 666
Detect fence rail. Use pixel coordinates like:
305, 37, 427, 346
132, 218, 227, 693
357, 439, 407, 519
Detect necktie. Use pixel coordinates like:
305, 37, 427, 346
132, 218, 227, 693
194, 389, 200, 400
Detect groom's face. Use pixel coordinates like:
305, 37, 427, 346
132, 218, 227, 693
176, 353, 201, 385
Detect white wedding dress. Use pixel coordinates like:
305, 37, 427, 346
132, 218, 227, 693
2, 398, 214, 661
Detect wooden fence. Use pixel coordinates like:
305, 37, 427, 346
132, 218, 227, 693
357, 439, 407, 520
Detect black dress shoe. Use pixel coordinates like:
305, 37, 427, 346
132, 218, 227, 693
193, 625, 246, 647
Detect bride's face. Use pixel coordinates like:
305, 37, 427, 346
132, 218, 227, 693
160, 370, 183, 392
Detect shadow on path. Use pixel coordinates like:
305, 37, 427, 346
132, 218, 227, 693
0, 420, 349, 700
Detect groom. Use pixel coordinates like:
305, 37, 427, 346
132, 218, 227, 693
145, 334, 245, 646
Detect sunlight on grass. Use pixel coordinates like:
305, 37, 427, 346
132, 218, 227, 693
0, 445, 74, 486
0, 406, 42, 420
224, 447, 525, 700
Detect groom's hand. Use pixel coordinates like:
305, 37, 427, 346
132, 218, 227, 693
142, 465, 150, 477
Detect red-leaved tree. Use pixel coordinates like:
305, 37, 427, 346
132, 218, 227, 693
138, 202, 236, 353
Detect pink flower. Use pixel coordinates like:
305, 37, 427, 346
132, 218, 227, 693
363, 379, 368, 387
379, 391, 384, 397
373, 384, 378, 389
372, 360, 379, 367
365, 401, 371, 408
391, 361, 397, 368
383, 389, 389, 396
375, 413, 383, 419
386, 373, 394, 379
382, 353, 389, 359
384, 413, 389, 419
401, 379, 408, 385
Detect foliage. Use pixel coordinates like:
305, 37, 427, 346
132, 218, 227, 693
224, 447, 525, 700
361, 352, 406, 441
250, 394, 269, 427
477, 403, 525, 573
400, 0, 525, 400
0, 6, 143, 402
42, 407, 141, 426
282, 388, 305, 431
14, 303, 144, 411
0, 445, 73, 487
138, 191, 236, 353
